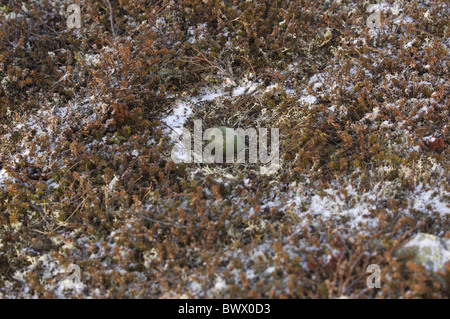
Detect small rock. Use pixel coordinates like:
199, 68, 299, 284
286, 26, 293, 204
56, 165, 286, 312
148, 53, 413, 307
397, 233, 450, 272
31, 236, 54, 252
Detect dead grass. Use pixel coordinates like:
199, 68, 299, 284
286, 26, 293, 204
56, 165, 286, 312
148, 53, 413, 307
0, 0, 448, 298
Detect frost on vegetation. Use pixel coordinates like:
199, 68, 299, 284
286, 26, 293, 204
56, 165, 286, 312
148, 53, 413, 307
9, 254, 85, 298
410, 185, 450, 219
1, 0, 448, 299
162, 80, 259, 140
267, 182, 380, 232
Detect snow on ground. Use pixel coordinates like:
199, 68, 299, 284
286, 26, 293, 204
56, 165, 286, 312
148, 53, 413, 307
1, 0, 448, 298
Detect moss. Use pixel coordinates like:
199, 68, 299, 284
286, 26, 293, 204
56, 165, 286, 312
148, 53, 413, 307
0, 0, 448, 299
